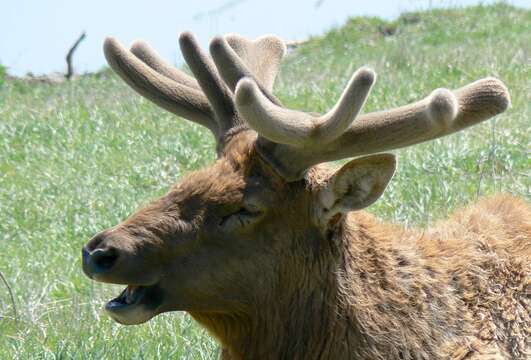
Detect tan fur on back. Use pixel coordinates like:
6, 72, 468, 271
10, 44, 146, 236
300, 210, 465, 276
335, 195, 530, 359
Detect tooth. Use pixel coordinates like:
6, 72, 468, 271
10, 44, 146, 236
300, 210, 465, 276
125, 285, 137, 304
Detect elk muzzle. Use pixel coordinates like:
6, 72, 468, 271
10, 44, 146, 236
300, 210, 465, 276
82, 247, 119, 278
82, 231, 121, 280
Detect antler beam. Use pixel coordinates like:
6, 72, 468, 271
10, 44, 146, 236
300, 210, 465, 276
130, 40, 201, 90
235, 67, 376, 146
103, 33, 286, 150
104, 32, 510, 181
179, 32, 238, 134
104, 37, 217, 133
235, 75, 510, 180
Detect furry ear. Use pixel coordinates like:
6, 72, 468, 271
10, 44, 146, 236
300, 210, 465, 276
317, 154, 396, 225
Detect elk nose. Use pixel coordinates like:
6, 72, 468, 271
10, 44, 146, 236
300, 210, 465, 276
82, 246, 119, 278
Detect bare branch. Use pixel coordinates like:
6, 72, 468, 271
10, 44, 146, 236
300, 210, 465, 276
66, 32, 87, 80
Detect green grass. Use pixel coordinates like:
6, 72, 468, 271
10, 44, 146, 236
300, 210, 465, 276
0, 64, 6, 89
0, 3, 529, 359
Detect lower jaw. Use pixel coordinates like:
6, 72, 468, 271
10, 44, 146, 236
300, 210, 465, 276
105, 301, 155, 325
104, 285, 164, 325
106, 306, 154, 325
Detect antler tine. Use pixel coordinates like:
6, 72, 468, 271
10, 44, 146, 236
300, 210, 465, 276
104, 37, 218, 135
224, 34, 286, 94
209, 36, 284, 106
235, 71, 510, 181
130, 40, 200, 90
235, 67, 376, 146
179, 32, 238, 133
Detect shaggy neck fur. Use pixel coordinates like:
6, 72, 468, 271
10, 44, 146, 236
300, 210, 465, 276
191, 196, 530, 359
190, 219, 354, 360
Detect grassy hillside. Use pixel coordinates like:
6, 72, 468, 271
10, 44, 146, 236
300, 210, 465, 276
0, 3, 529, 359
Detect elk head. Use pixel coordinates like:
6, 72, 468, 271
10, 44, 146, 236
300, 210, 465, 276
82, 32, 509, 326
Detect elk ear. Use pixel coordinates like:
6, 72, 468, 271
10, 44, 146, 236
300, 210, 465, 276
317, 154, 396, 225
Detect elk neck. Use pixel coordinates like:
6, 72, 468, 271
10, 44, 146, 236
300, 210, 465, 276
190, 210, 470, 359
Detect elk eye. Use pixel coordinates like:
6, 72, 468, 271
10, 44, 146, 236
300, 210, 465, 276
219, 207, 263, 231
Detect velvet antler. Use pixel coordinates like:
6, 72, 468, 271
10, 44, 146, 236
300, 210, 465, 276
104, 32, 510, 181
234, 75, 510, 180
104, 38, 216, 133
103, 33, 285, 150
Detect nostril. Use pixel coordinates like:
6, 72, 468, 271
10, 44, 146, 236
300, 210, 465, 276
90, 248, 119, 272
86, 230, 110, 252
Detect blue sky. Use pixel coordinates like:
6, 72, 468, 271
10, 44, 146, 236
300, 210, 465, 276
1, 0, 529, 76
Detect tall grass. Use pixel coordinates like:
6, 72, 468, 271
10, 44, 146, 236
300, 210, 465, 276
0, 3, 529, 359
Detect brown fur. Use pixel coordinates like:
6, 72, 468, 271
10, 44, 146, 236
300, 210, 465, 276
94, 32, 520, 359
193, 195, 530, 359
85, 133, 530, 359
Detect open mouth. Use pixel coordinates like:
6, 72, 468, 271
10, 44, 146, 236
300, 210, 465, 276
106, 285, 146, 311
104, 284, 163, 325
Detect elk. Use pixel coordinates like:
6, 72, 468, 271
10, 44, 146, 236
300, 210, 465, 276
82, 32, 530, 359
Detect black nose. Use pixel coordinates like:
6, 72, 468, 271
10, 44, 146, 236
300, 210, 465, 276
82, 246, 119, 278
